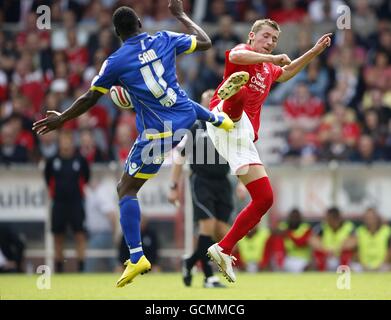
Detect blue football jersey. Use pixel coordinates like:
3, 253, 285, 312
91, 31, 199, 137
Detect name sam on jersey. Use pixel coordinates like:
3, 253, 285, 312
139, 49, 158, 64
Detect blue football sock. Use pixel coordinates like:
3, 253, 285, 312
119, 195, 144, 263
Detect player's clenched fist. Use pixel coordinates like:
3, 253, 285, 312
168, 0, 184, 17
271, 54, 291, 66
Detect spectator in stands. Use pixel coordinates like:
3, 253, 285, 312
0, 224, 25, 273
85, 171, 118, 272
360, 88, 391, 124
351, 0, 378, 41
50, 78, 72, 113
284, 82, 325, 133
51, 10, 88, 51
318, 89, 361, 154
269, 0, 307, 25
65, 28, 89, 90
236, 226, 271, 273
0, 30, 17, 79
282, 126, 317, 165
308, 0, 347, 23
242, 0, 266, 23
7, 114, 35, 159
328, 46, 365, 108
309, 207, 356, 271
79, 0, 104, 26
112, 122, 133, 166
78, 129, 106, 164
12, 53, 45, 115
377, 27, 391, 61
44, 130, 90, 273
154, 0, 178, 29
0, 66, 8, 104
318, 123, 352, 162
84, 48, 110, 87
361, 109, 387, 148
0, 121, 29, 164
201, 15, 241, 93
75, 110, 108, 155
353, 208, 391, 271
363, 50, 391, 91
38, 130, 58, 160
272, 208, 312, 272
269, 56, 329, 105
295, 57, 330, 100
333, 29, 367, 67
204, 0, 229, 23
350, 134, 384, 163
86, 8, 119, 63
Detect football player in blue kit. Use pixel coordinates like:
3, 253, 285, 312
33, 0, 233, 287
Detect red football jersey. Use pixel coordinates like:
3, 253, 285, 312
210, 44, 283, 141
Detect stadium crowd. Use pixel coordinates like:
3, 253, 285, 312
0, 0, 391, 165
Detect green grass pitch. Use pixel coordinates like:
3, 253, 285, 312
1, 272, 390, 300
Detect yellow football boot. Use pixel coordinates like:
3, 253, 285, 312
116, 255, 151, 288
213, 112, 235, 131
217, 71, 249, 100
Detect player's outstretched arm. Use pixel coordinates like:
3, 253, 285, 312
32, 90, 102, 135
168, 0, 211, 51
229, 50, 291, 66
276, 33, 332, 82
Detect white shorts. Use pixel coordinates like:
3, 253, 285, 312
206, 102, 262, 175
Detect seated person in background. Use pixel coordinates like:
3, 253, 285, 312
353, 208, 391, 272
0, 224, 25, 273
236, 226, 272, 273
272, 208, 312, 272
309, 207, 356, 271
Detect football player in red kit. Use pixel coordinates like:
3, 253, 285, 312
206, 19, 332, 282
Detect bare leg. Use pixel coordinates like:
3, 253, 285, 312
117, 171, 147, 199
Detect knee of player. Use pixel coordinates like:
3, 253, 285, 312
253, 189, 274, 211
264, 189, 274, 208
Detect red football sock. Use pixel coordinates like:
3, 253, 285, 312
219, 176, 273, 255
221, 86, 248, 121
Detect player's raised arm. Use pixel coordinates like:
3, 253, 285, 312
32, 90, 102, 135
229, 50, 291, 66
276, 33, 332, 82
168, 0, 211, 51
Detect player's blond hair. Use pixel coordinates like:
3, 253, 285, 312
247, 19, 281, 44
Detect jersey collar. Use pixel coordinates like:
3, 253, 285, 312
124, 32, 148, 44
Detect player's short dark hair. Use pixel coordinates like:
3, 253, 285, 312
112, 6, 140, 36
